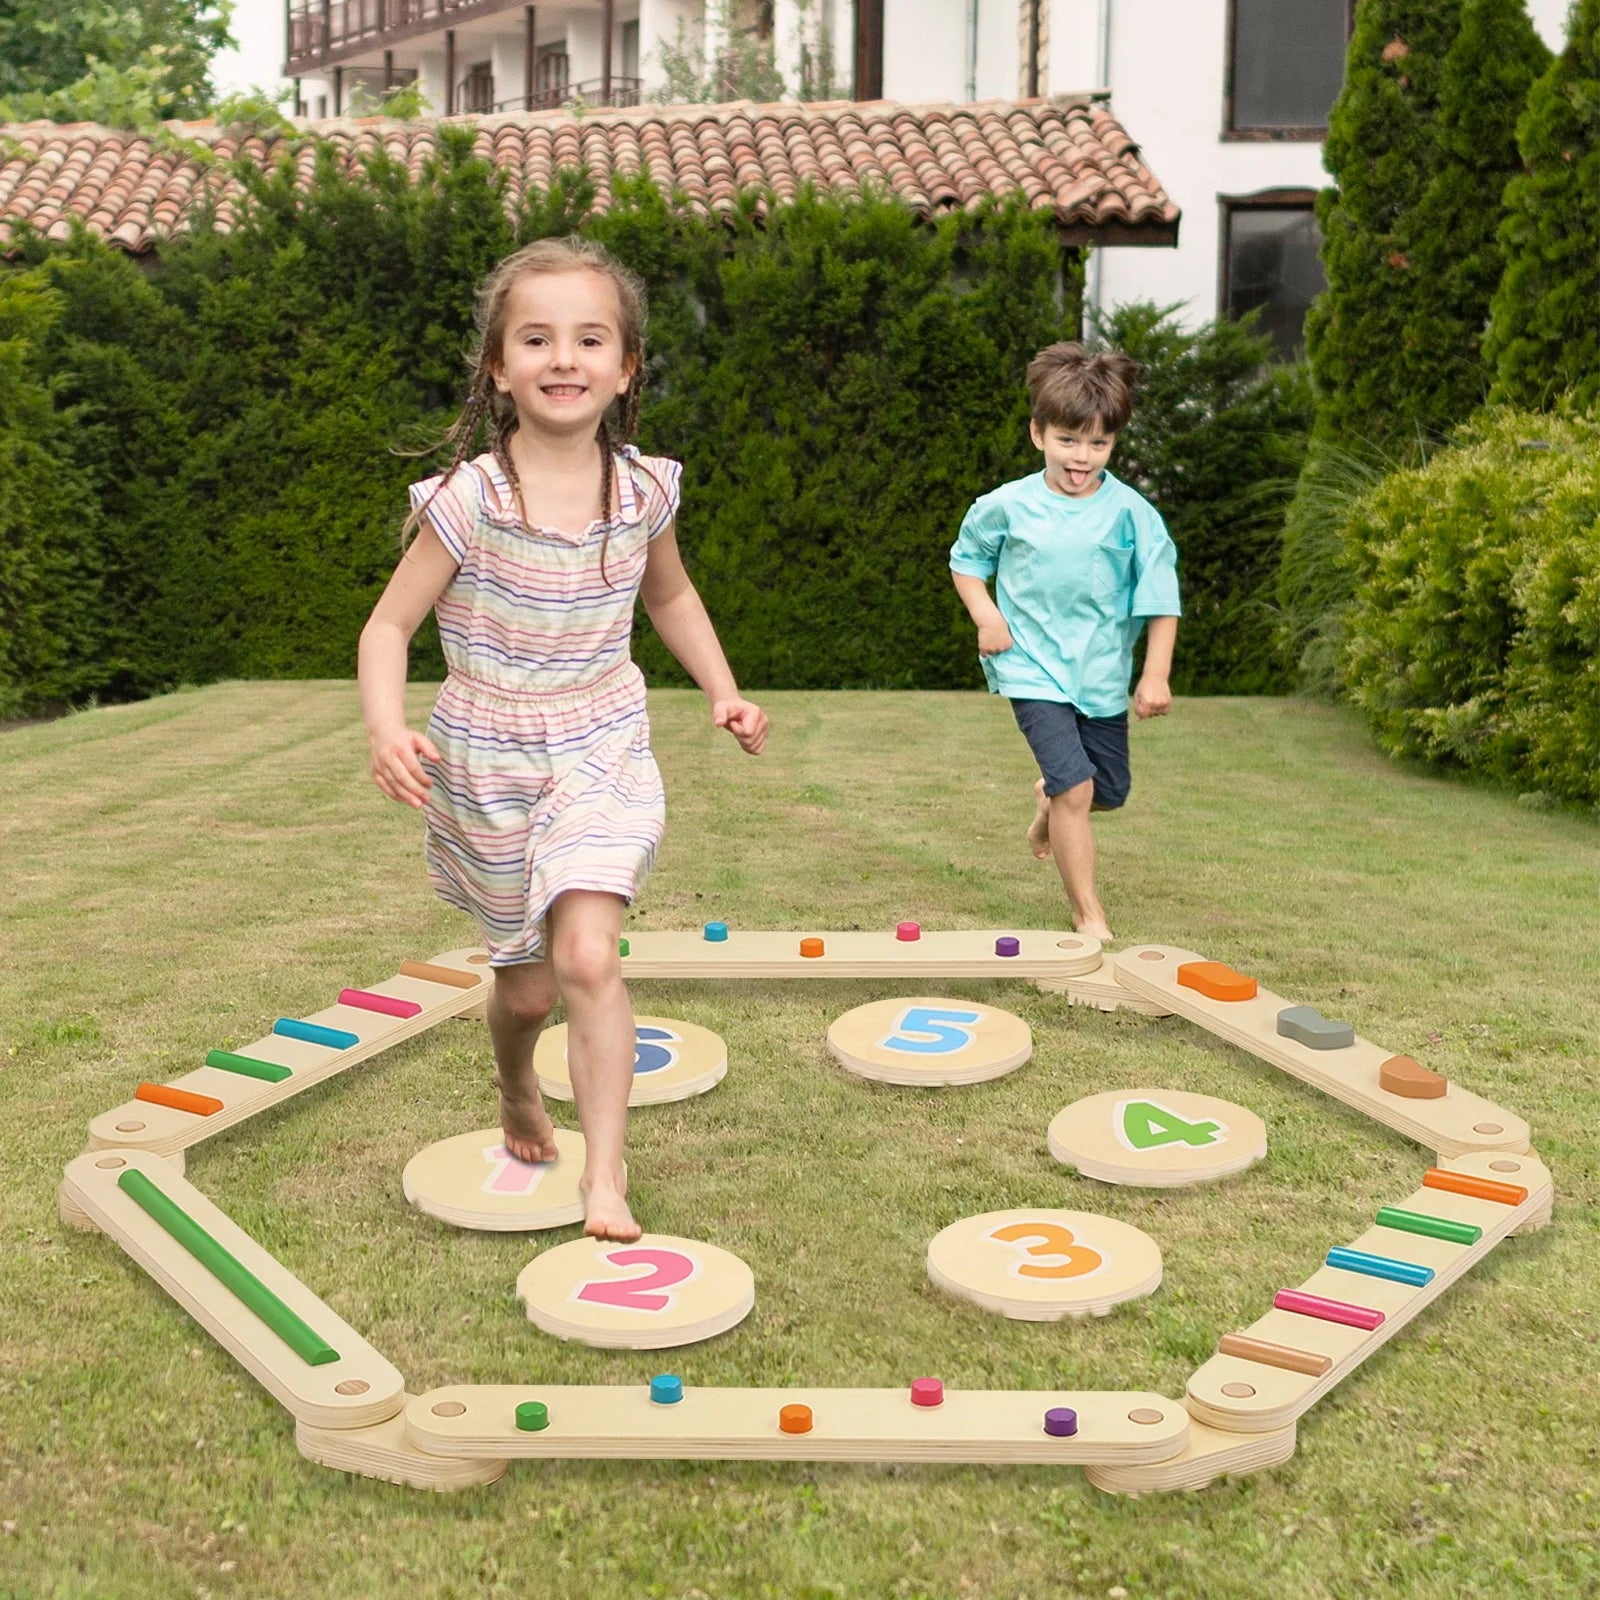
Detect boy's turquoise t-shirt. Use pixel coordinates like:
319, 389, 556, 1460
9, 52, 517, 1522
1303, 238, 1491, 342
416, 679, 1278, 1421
948, 468, 1181, 717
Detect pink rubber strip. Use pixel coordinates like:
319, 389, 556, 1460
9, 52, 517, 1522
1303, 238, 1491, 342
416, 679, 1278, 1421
337, 988, 422, 1019
1273, 1289, 1385, 1331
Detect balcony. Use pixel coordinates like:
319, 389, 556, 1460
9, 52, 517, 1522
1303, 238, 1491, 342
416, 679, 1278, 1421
286, 0, 526, 74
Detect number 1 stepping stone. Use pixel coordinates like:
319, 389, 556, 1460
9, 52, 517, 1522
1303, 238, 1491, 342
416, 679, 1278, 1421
826, 997, 1032, 1086
402, 1127, 599, 1232
516, 1235, 755, 1349
1047, 1089, 1268, 1188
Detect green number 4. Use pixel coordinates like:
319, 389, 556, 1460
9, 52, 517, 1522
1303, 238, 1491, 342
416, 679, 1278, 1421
1118, 1099, 1224, 1151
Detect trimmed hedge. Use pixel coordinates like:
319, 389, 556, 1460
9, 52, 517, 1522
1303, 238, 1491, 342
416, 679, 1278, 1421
1341, 407, 1600, 804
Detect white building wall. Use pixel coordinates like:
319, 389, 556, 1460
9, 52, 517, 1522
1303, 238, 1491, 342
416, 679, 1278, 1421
642, 0, 703, 96
882, 0, 965, 102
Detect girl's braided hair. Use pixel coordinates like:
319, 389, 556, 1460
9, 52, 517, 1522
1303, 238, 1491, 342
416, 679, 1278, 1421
401, 236, 652, 581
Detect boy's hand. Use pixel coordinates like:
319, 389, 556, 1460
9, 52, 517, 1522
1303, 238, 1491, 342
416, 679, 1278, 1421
370, 723, 440, 807
977, 618, 1014, 657
1133, 675, 1172, 720
714, 698, 768, 755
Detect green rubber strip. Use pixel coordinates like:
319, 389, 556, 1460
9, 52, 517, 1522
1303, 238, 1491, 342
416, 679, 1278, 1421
205, 1050, 292, 1083
1375, 1205, 1482, 1246
116, 1169, 340, 1366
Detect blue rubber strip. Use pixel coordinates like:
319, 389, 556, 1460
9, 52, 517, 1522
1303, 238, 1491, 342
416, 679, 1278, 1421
1326, 1246, 1434, 1287
272, 1018, 360, 1050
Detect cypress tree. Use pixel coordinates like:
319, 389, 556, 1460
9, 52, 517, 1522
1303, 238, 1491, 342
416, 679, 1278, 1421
1406, 0, 1550, 428
1486, 0, 1600, 409
1303, 0, 1464, 452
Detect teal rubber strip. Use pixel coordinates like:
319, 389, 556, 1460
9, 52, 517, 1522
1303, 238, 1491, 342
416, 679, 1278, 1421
272, 1018, 359, 1050
116, 1169, 340, 1366
205, 1050, 292, 1083
1375, 1206, 1482, 1246
1326, 1246, 1434, 1287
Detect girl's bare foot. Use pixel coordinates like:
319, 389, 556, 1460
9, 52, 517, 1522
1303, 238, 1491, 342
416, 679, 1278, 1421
580, 1174, 641, 1242
1075, 916, 1114, 944
494, 1063, 560, 1165
1027, 778, 1052, 859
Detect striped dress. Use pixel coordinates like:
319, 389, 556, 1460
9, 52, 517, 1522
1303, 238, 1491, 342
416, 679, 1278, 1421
408, 447, 679, 966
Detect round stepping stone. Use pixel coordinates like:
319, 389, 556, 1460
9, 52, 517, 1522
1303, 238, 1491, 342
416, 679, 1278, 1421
516, 1234, 755, 1350
826, 997, 1031, 1087
534, 1016, 727, 1106
926, 1208, 1162, 1320
1047, 1089, 1268, 1188
402, 1127, 598, 1232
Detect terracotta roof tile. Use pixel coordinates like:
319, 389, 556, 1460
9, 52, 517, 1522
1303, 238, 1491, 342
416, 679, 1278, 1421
0, 96, 1178, 254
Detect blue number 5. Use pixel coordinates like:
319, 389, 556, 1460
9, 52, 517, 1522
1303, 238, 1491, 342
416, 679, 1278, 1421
881, 1007, 982, 1055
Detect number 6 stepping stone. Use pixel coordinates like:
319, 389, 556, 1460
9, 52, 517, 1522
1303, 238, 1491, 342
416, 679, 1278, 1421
826, 998, 1032, 1086
534, 1017, 727, 1106
926, 1209, 1162, 1320
1047, 1089, 1268, 1188
516, 1235, 755, 1349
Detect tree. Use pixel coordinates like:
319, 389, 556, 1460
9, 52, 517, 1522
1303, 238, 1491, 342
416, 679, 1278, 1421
1486, 0, 1600, 409
0, 0, 234, 127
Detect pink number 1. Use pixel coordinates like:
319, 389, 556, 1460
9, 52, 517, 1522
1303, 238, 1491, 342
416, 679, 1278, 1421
574, 1248, 697, 1313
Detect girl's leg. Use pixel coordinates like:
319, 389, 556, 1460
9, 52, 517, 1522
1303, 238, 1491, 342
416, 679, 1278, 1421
486, 960, 561, 1165
1048, 778, 1113, 942
547, 888, 640, 1243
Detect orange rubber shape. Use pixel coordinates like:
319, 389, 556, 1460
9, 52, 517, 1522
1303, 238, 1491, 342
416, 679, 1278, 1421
799, 938, 825, 958
1176, 960, 1258, 1002
1423, 1168, 1528, 1207
778, 1403, 813, 1434
135, 1082, 224, 1117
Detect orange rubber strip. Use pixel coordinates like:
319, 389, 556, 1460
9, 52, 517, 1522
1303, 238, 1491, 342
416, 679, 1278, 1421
135, 1082, 223, 1117
1218, 1333, 1333, 1377
1176, 960, 1258, 1002
1422, 1168, 1528, 1207
399, 960, 483, 989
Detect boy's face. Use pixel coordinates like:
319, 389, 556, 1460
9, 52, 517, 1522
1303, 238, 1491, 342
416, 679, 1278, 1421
1031, 416, 1115, 498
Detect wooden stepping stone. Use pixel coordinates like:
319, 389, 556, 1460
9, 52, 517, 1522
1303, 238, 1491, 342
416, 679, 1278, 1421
826, 998, 1031, 1086
1380, 1055, 1448, 1099
534, 1017, 727, 1105
1047, 1089, 1267, 1188
403, 1127, 596, 1232
1276, 1006, 1355, 1050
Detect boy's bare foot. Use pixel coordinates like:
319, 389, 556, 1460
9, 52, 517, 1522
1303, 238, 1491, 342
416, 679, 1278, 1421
1075, 916, 1114, 944
494, 1063, 560, 1165
1027, 778, 1052, 859
580, 1174, 641, 1242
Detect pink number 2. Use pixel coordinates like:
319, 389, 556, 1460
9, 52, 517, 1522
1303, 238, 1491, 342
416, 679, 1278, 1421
573, 1248, 698, 1313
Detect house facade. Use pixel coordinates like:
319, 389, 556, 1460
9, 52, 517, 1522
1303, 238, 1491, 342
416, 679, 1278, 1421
283, 0, 1572, 356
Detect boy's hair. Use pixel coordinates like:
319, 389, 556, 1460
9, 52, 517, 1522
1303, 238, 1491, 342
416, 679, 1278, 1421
403, 235, 650, 562
1026, 342, 1140, 434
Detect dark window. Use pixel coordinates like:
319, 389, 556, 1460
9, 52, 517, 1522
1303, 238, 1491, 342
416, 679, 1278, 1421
621, 19, 640, 81
1228, 0, 1347, 135
463, 60, 494, 113
1221, 201, 1325, 361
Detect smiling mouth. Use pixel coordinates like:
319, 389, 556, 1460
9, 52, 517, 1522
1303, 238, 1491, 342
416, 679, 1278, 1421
541, 384, 588, 399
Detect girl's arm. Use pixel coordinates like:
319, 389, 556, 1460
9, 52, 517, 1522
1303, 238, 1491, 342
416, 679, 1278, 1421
640, 523, 767, 754
358, 527, 461, 806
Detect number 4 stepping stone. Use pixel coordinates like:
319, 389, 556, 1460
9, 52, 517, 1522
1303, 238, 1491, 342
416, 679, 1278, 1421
1048, 1089, 1268, 1188
1276, 1006, 1355, 1050
516, 1235, 755, 1349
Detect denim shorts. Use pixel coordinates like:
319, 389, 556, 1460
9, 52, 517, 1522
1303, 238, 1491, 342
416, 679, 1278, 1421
1010, 699, 1131, 809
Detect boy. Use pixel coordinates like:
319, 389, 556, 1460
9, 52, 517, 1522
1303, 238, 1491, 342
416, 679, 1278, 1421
949, 341, 1180, 942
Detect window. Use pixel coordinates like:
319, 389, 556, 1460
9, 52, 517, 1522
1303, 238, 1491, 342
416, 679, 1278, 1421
1227, 0, 1348, 137
463, 60, 494, 113
1220, 197, 1326, 361
535, 41, 570, 105
621, 20, 640, 82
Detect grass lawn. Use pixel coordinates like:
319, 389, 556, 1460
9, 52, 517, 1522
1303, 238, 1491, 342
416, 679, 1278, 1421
2, 682, 1597, 1600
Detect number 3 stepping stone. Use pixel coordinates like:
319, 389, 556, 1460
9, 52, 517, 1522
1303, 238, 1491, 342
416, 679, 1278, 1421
516, 1235, 755, 1349
1276, 1006, 1355, 1050
1047, 1089, 1268, 1188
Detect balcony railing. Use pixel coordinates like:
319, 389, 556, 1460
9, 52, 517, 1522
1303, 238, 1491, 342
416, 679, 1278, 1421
462, 74, 645, 113
287, 0, 516, 71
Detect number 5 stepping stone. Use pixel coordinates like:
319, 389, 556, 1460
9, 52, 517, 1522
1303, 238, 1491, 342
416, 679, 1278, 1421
516, 1235, 755, 1349
826, 997, 1032, 1086
1048, 1089, 1268, 1188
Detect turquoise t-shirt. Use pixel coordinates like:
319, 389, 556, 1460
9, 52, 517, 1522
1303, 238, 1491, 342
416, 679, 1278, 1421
948, 468, 1181, 717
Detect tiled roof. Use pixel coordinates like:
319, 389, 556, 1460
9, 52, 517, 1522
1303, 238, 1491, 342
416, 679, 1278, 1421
0, 96, 1178, 254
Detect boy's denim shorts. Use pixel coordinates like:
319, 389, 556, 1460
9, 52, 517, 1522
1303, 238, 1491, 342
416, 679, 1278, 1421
1010, 698, 1131, 810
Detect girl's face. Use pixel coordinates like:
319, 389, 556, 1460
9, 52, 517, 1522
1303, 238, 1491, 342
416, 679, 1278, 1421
492, 269, 635, 437
1030, 415, 1116, 497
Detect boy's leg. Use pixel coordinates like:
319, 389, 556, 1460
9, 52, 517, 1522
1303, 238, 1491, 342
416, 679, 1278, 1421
1047, 779, 1112, 942
486, 959, 560, 1166
546, 888, 641, 1243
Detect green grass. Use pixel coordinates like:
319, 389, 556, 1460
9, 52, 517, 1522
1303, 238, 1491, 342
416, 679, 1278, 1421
2, 683, 1597, 1600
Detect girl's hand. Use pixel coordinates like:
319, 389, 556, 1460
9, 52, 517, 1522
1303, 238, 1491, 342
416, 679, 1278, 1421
369, 724, 440, 807
1133, 675, 1172, 720
713, 698, 768, 755
977, 618, 1014, 656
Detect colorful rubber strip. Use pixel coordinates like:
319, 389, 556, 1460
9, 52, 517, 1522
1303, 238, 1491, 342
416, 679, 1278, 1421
115, 1169, 339, 1366
204, 1050, 292, 1084
1422, 1168, 1528, 1207
271, 1018, 360, 1050
1216, 1334, 1333, 1377
1272, 1289, 1385, 1331
1376, 1206, 1482, 1246
1325, 1246, 1434, 1288
398, 960, 482, 989
1175, 960, 1258, 1002
337, 988, 422, 1020
135, 1083, 223, 1116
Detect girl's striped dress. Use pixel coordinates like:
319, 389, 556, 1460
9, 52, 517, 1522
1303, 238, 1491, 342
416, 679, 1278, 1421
407, 446, 678, 966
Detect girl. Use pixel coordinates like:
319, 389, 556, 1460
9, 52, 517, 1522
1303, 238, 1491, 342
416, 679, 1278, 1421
359, 237, 768, 1243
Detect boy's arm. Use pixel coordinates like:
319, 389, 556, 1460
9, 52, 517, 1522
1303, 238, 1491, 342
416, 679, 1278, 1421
1133, 615, 1178, 719
951, 572, 1014, 656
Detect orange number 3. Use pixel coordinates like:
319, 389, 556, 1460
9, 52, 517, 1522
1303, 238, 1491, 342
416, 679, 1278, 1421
988, 1221, 1103, 1279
